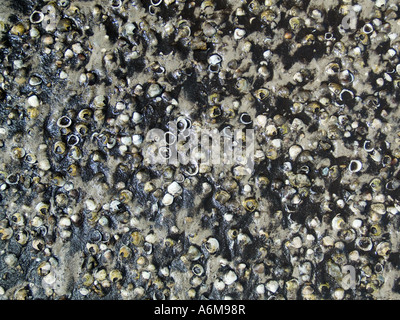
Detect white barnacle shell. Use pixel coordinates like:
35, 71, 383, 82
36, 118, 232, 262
124, 23, 136, 35
121, 136, 132, 146
110, 200, 121, 212
132, 112, 142, 124
332, 215, 345, 230
265, 280, 279, 293
27, 95, 40, 107
234, 28, 246, 40
291, 236, 302, 248
205, 237, 219, 253
370, 149, 382, 163
85, 199, 97, 211
214, 279, 225, 291
289, 145, 302, 160
208, 54, 222, 65
349, 160, 362, 173
255, 114, 267, 127
93, 95, 107, 109
132, 134, 143, 146
256, 284, 265, 294
59, 216, 71, 228
147, 83, 162, 98
266, 124, 277, 136
223, 270, 237, 285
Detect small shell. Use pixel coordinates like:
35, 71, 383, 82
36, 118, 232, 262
132, 112, 143, 124
57, 116, 72, 128
370, 149, 382, 163
58, 216, 71, 228
289, 17, 303, 31
208, 54, 222, 65
32, 238, 45, 251
119, 189, 133, 203
205, 237, 219, 254
254, 88, 270, 101
68, 164, 79, 176
94, 269, 107, 281
37, 261, 51, 276
27, 95, 40, 107
162, 193, 174, 206
147, 83, 163, 98
213, 189, 230, 204
370, 224, 382, 236
10, 23, 26, 36
223, 270, 237, 285
261, 10, 276, 22
340, 89, 354, 101
371, 203, 386, 215
289, 145, 302, 161
338, 70, 354, 85
356, 237, 373, 251
240, 112, 252, 124
119, 245, 132, 259
93, 95, 107, 109
338, 228, 356, 243
11, 212, 25, 226
235, 78, 249, 92
386, 179, 400, 191
322, 236, 335, 247
376, 242, 391, 257
58, 18, 73, 32
167, 181, 182, 196
332, 215, 345, 230
11, 147, 25, 159
349, 160, 362, 173
305, 102, 321, 114
192, 264, 204, 276
78, 109, 92, 121
82, 273, 94, 287
362, 23, 373, 34
258, 64, 270, 77
25, 153, 37, 164
255, 115, 267, 127
111, 0, 122, 8
30, 11, 44, 24
29, 76, 42, 86
14, 287, 28, 300
333, 288, 345, 300
328, 83, 342, 95
242, 198, 258, 212
35, 202, 50, 216
109, 269, 123, 282
131, 231, 144, 246
16, 231, 28, 245
266, 280, 279, 293
364, 140, 374, 152
67, 134, 79, 146
370, 178, 383, 192
187, 245, 201, 261
234, 28, 246, 40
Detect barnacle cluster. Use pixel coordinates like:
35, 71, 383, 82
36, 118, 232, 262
1, 0, 400, 300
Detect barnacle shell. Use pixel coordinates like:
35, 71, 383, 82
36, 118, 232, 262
0, 0, 398, 301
